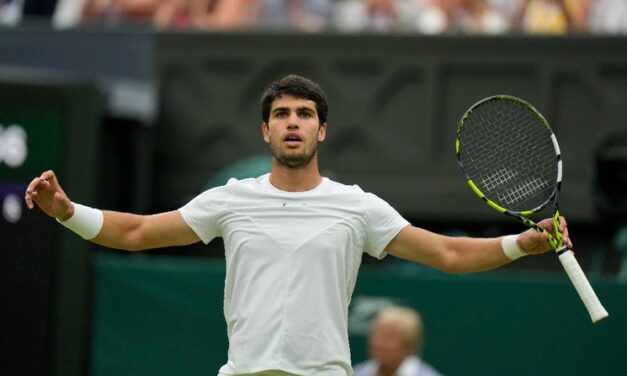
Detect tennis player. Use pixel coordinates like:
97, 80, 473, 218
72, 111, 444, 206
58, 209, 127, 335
25, 74, 571, 376
353, 306, 443, 376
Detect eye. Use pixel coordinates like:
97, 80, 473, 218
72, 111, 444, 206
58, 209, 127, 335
274, 111, 288, 118
299, 111, 313, 118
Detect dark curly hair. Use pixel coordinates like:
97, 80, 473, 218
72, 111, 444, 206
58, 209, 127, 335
260, 75, 328, 125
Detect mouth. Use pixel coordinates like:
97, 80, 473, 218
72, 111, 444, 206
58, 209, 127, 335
283, 133, 303, 147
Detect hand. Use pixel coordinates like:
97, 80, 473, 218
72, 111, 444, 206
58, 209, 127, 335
517, 216, 572, 255
24, 170, 74, 221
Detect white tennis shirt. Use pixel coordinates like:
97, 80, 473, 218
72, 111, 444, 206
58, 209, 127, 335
179, 174, 409, 376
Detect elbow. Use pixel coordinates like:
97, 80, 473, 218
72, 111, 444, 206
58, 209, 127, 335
124, 231, 150, 252
124, 243, 146, 252
435, 257, 466, 275
108, 227, 149, 252
433, 243, 470, 275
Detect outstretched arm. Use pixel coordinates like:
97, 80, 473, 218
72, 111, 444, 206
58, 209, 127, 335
25, 170, 200, 251
385, 218, 572, 274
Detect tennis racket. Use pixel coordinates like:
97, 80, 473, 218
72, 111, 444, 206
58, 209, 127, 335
455, 95, 608, 323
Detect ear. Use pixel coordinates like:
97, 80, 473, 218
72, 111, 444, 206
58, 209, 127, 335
261, 122, 270, 143
318, 122, 327, 142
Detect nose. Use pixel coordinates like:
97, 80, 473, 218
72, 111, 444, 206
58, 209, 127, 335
287, 113, 300, 128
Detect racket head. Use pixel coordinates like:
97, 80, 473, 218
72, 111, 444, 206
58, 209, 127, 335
455, 95, 561, 216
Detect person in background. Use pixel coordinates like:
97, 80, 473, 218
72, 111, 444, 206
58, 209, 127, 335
354, 306, 444, 376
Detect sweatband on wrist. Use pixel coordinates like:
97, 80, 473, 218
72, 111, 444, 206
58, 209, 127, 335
501, 234, 528, 260
56, 203, 104, 240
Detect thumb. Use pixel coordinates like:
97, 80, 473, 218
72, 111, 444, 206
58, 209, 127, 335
53, 192, 73, 219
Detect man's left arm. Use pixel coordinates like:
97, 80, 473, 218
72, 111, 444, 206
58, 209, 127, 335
384, 217, 571, 274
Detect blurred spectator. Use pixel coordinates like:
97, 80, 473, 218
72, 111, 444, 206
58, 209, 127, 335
0, 0, 25, 26
154, 0, 256, 29
563, 0, 591, 30
455, 0, 510, 34
353, 306, 444, 376
257, 0, 334, 32
53, 0, 89, 27
82, 0, 334, 31
81, 0, 158, 26
587, 0, 627, 34
333, 0, 509, 34
409, 0, 451, 34
332, 0, 398, 32
6, 0, 627, 34
368, 0, 399, 31
333, 0, 368, 31
514, 0, 570, 34
428, 0, 510, 34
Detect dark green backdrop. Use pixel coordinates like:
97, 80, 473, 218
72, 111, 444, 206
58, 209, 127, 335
90, 254, 625, 376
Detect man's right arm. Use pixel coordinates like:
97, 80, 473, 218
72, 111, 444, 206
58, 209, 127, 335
25, 170, 201, 251
93, 209, 200, 251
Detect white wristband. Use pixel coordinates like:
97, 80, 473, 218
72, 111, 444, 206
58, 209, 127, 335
501, 235, 528, 260
56, 203, 104, 240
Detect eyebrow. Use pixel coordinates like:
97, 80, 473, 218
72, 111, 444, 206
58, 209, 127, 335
271, 106, 316, 115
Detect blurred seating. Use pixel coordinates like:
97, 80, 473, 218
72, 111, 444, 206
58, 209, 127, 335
3, 0, 627, 34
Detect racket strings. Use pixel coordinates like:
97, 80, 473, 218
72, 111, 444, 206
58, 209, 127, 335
459, 99, 557, 212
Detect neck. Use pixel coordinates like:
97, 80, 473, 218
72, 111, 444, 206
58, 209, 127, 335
377, 355, 409, 376
378, 362, 402, 376
269, 159, 322, 192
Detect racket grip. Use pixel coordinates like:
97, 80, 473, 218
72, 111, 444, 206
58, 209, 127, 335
558, 250, 609, 323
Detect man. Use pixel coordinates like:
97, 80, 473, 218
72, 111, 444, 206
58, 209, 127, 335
353, 306, 443, 376
25, 74, 571, 376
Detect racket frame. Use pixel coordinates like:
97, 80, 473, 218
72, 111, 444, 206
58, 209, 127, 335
455, 95, 608, 323
456, 95, 565, 252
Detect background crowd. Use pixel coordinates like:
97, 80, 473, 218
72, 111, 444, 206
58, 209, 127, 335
2, 0, 627, 35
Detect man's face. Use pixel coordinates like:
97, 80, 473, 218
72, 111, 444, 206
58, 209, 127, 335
369, 320, 412, 368
262, 94, 327, 168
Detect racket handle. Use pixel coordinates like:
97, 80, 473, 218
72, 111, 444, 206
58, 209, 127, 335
558, 250, 609, 323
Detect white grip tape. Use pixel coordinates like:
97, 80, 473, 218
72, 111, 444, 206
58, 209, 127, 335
558, 250, 609, 323
57, 203, 104, 240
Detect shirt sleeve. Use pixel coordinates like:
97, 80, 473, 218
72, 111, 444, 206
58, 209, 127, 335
362, 192, 410, 259
178, 186, 230, 244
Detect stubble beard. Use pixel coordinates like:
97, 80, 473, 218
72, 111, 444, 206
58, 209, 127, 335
270, 142, 318, 169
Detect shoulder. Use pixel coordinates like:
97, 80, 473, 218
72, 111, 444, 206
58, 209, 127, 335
352, 359, 378, 376
421, 363, 444, 376
323, 178, 402, 218
184, 174, 265, 208
323, 177, 364, 193
200, 174, 266, 196
324, 178, 387, 203
416, 357, 444, 376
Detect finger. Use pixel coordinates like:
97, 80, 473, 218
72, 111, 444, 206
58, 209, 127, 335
25, 178, 42, 208
538, 217, 553, 230
25, 192, 34, 209
557, 215, 564, 229
41, 170, 57, 185
32, 179, 50, 194
552, 217, 573, 249
562, 224, 572, 249
26, 176, 54, 206
25, 178, 38, 207
32, 176, 52, 191
25, 176, 42, 194
26, 191, 39, 209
